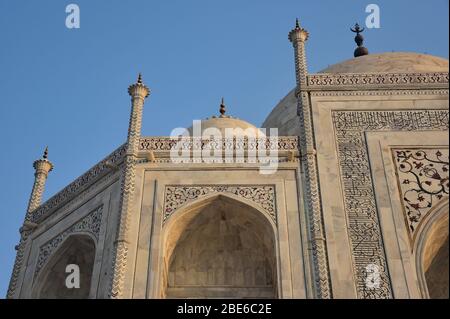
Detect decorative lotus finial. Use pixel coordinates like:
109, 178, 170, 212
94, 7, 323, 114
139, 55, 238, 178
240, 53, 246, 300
33, 145, 53, 172
289, 18, 309, 42
351, 23, 369, 57
128, 72, 150, 98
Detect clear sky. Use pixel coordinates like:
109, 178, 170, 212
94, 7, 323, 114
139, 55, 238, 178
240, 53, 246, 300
0, 0, 448, 297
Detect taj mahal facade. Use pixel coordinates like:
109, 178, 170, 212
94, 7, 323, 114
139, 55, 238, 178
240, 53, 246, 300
7, 20, 449, 299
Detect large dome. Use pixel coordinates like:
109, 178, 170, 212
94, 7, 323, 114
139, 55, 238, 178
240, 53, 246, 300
262, 52, 449, 136
320, 52, 448, 74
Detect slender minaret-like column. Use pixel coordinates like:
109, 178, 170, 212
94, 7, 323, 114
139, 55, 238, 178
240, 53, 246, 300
110, 74, 150, 298
27, 147, 54, 213
289, 19, 332, 298
7, 147, 53, 298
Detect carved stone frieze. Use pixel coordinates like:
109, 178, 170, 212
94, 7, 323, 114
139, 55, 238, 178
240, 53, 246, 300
308, 72, 449, 89
138, 137, 300, 152
163, 185, 276, 224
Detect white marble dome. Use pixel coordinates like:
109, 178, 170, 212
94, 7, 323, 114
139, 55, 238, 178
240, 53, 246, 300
188, 116, 265, 137
262, 52, 449, 136
320, 52, 448, 74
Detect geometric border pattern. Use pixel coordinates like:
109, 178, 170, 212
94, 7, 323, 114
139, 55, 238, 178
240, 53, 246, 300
308, 72, 448, 89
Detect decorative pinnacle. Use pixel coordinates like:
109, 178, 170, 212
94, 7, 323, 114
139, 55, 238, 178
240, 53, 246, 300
128, 73, 150, 98
289, 18, 309, 42
219, 97, 226, 116
350, 23, 364, 35
33, 146, 53, 172
351, 23, 369, 57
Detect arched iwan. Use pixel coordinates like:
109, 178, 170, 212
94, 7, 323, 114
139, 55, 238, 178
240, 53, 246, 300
414, 198, 449, 299
160, 193, 279, 299
32, 233, 97, 299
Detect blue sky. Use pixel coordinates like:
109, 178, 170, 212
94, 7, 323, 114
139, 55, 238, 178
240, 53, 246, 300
0, 0, 448, 297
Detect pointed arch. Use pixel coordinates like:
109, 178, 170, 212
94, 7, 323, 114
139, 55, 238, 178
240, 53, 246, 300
32, 233, 97, 299
161, 193, 279, 298
414, 198, 449, 299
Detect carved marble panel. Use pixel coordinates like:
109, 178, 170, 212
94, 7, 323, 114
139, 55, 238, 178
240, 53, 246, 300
163, 185, 276, 224
392, 148, 449, 244
332, 110, 449, 299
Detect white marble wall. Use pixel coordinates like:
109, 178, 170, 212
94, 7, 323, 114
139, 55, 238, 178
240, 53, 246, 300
129, 163, 310, 299
312, 92, 449, 298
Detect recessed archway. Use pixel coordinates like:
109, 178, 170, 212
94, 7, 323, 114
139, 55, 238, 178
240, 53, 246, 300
32, 234, 96, 299
415, 199, 449, 299
162, 194, 278, 299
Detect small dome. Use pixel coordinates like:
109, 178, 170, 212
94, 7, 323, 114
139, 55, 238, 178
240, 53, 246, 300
188, 116, 265, 137
320, 52, 448, 74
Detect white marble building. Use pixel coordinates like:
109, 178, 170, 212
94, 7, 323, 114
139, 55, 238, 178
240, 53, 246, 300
7, 21, 449, 299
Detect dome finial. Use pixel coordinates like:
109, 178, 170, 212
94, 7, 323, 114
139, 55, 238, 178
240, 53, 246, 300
351, 23, 369, 57
43, 146, 48, 159
295, 18, 300, 29
219, 97, 226, 117
137, 73, 143, 84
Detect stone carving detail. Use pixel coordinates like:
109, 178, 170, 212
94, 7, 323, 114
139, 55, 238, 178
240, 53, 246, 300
310, 89, 448, 97
295, 90, 332, 299
393, 148, 449, 241
308, 72, 448, 88
332, 110, 449, 299
163, 185, 276, 223
34, 205, 103, 279
30, 145, 126, 224
7, 229, 31, 299
139, 137, 299, 152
